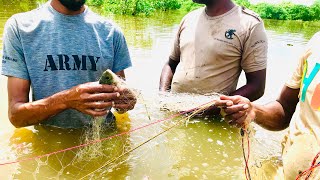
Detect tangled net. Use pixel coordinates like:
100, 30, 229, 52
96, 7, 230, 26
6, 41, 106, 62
0, 87, 283, 179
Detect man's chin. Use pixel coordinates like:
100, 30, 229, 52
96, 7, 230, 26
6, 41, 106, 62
192, 0, 212, 5
58, 0, 86, 11
69, 6, 84, 11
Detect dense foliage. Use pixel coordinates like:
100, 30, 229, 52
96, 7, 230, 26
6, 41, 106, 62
233, 0, 320, 21
87, 0, 320, 21
88, 0, 186, 16
87, 0, 202, 16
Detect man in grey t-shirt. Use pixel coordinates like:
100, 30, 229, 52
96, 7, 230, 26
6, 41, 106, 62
1, 0, 136, 128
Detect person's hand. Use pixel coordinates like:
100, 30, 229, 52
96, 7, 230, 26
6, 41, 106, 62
199, 105, 221, 117
113, 87, 137, 114
214, 95, 256, 128
64, 82, 119, 117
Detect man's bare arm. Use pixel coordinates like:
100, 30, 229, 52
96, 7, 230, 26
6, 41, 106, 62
253, 86, 300, 130
230, 69, 266, 101
8, 77, 119, 128
216, 86, 300, 131
159, 58, 179, 91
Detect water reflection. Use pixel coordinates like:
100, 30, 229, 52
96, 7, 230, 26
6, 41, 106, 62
6, 122, 132, 179
107, 11, 184, 49
264, 19, 320, 41
164, 119, 244, 179
0, 92, 249, 179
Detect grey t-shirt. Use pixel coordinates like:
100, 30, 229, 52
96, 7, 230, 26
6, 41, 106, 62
1, 3, 132, 128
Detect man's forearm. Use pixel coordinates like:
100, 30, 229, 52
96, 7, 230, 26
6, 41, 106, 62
159, 64, 174, 91
252, 101, 289, 131
159, 58, 179, 91
231, 69, 266, 101
230, 83, 264, 101
9, 90, 69, 127
217, 86, 297, 131
246, 86, 298, 131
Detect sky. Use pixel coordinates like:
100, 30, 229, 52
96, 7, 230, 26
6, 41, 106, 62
250, 0, 316, 5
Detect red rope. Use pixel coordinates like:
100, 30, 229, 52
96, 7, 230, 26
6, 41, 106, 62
241, 128, 251, 180
296, 151, 320, 180
311, 152, 320, 166
0, 100, 216, 166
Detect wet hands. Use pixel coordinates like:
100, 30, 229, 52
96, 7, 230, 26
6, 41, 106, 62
112, 87, 137, 114
199, 105, 221, 117
65, 82, 119, 117
215, 95, 255, 128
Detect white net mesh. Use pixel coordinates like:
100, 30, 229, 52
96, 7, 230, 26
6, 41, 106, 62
0, 90, 282, 179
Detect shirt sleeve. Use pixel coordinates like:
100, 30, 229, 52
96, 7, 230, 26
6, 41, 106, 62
286, 32, 320, 89
285, 32, 319, 89
169, 17, 186, 61
241, 22, 268, 73
1, 16, 30, 80
111, 25, 132, 73
285, 53, 305, 89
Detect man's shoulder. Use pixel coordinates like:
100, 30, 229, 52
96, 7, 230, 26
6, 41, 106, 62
239, 6, 262, 23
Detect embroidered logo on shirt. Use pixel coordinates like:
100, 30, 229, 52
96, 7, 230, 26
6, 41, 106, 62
225, 29, 236, 39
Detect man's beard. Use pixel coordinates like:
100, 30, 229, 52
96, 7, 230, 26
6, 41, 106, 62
58, 0, 86, 11
192, 0, 213, 6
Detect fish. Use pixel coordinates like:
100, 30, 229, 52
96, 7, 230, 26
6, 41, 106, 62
93, 69, 121, 114
98, 69, 136, 114
99, 69, 123, 86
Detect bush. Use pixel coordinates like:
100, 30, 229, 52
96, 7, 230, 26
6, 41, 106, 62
87, 0, 104, 6
153, 0, 182, 10
233, 0, 251, 8
237, 0, 320, 21
253, 3, 287, 20
89, 0, 320, 20
101, 0, 182, 16
310, 1, 320, 20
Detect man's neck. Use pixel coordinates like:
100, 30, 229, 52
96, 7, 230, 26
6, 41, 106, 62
51, 0, 85, 15
205, 0, 235, 17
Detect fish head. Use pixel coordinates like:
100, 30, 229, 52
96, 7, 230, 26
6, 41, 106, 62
99, 69, 114, 85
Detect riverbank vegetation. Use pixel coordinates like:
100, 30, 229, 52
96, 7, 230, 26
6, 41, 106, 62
87, 0, 320, 21
236, 0, 320, 21
87, 0, 202, 16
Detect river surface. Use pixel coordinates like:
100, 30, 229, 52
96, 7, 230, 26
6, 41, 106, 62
0, 1, 319, 179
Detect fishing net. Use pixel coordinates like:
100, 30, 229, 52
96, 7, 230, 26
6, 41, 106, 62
0, 87, 283, 179
74, 70, 138, 163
